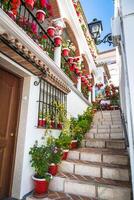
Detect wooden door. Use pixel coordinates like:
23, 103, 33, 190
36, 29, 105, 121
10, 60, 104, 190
0, 67, 22, 199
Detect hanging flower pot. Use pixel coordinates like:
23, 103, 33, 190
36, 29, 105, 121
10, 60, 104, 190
75, 68, 80, 75
47, 26, 56, 37
54, 36, 62, 47
62, 48, 70, 57
36, 10, 46, 23
62, 149, 69, 160
88, 85, 92, 92
48, 163, 58, 176
68, 57, 74, 64
69, 63, 76, 72
81, 76, 85, 82
32, 176, 49, 194
25, 0, 35, 10
70, 140, 78, 149
40, 0, 47, 8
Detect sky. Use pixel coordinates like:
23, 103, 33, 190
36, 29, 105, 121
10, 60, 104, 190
80, 0, 114, 52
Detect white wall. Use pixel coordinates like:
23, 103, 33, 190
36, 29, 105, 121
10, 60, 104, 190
6, 65, 89, 199
67, 89, 89, 118
115, 0, 134, 195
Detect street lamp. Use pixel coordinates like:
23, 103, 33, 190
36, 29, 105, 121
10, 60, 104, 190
88, 18, 113, 46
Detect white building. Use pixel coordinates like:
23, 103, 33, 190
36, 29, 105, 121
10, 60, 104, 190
112, 0, 134, 195
0, 0, 98, 199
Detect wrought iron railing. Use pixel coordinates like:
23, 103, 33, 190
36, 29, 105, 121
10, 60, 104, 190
38, 79, 67, 129
0, 0, 55, 59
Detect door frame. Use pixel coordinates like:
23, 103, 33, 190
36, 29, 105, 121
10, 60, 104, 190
0, 65, 24, 197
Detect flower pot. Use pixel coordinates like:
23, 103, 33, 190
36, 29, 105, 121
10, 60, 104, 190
57, 122, 62, 129
48, 163, 58, 176
36, 10, 46, 23
51, 120, 55, 128
32, 176, 49, 194
62, 48, 70, 57
47, 26, 56, 37
69, 63, 76, 72
54, 36, 62, 47
62, 149, 69, 160
25, 0, 34, 9
81, 76, 85, 82
68, 57, 74, 64
38, 118, 46, 127
70, 140, 78, 149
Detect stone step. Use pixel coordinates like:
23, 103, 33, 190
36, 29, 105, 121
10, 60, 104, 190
81, 139, 126, 149
67, 148, 129, 165
89, 127, 123, 134
49, 172, 131, 200
27, 191, 95, 200
86, 132, 124, 140
91, 124, 122, 129
59, 159, 130, 181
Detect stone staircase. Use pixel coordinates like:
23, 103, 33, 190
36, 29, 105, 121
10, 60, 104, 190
27, 110, 132, 200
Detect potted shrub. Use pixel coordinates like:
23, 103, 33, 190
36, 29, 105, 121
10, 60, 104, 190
29, 142, 52, 195
62, 40, 71, 57
47, 26, 56, 37
47, 136, 62, 176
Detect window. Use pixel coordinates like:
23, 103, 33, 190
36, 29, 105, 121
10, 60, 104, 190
38, 79, 67, 129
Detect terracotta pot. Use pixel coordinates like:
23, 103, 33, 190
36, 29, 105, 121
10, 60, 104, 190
62, 48, 70, 57
54, 36, 62, 47
68, 57, 74, 64
25, 0, 35, 9
62, 149, 69, 160
32, 176, 49, 194
70, 140, 78, 149
36, 10, 46, 23
48, 164, 58, 176
47, 26, 56, 37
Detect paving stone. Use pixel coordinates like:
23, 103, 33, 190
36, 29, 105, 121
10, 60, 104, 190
75, 163, 101, 177
85, 140, 105, 148
80, 152, 101, 162
106, 140, 125, 149
98, 186, 131, 200
68, 150, 80, 160
59, 161, 74, 174
102, 167, 129, 181
49, 176, 65, 192
103, 154, 128, 165
64, 180, 96, 198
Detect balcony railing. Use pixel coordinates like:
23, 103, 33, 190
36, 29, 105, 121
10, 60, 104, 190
0, 0, 55, 59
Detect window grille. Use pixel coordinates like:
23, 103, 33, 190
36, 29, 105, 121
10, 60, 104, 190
38, 79, 67, 129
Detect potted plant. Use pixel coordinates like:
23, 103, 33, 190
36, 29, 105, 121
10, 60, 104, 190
47, 26, 56, 37
62, 40, 71, 57
29, 141, 52, 195
38, 112, 46, 127
47, 136, 62, 176
36, 10, 46, 23
56, 119, 72, 160
54, 36, 62, 47
25, 0, 35, 10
